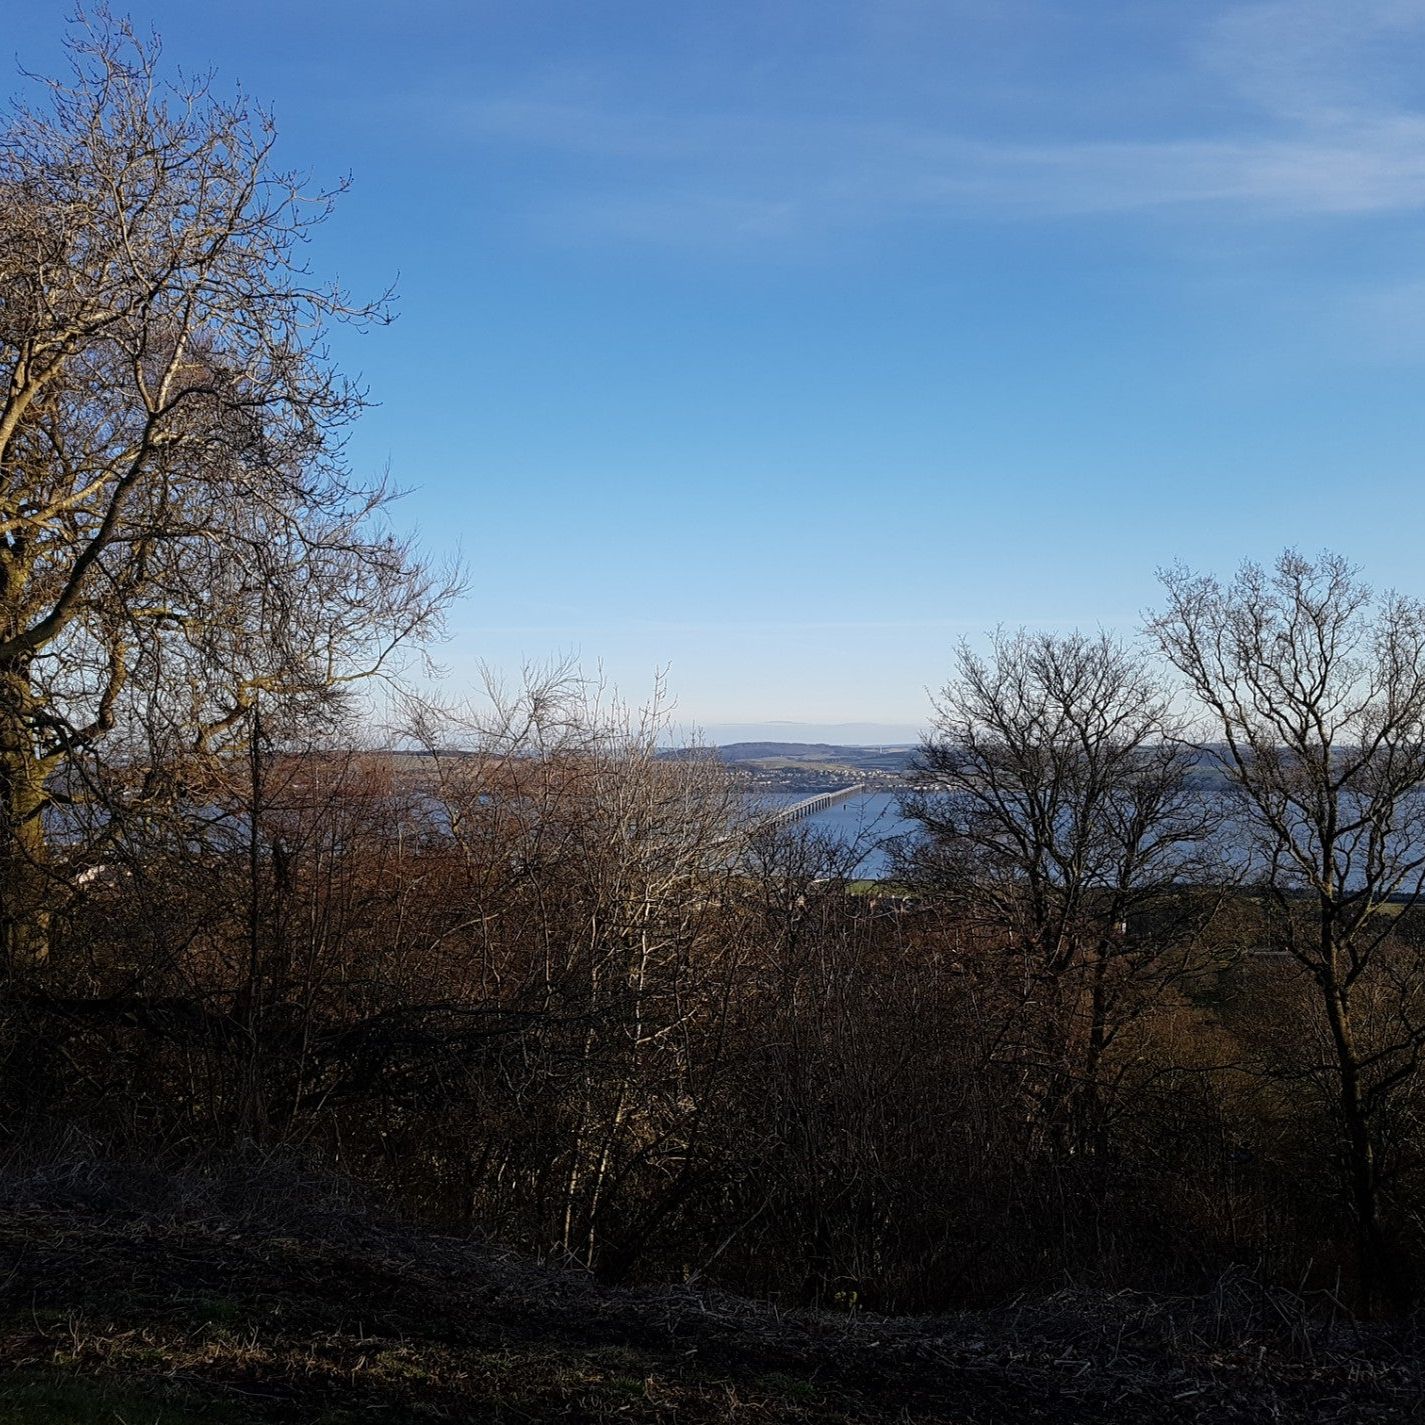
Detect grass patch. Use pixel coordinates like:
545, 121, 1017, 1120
759, 1371, 822, 1401
0, 1369, 256, 1424
188, 1295, 244, 1326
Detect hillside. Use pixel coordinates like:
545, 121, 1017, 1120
715, 743, 915, 772
0, 1161, 1419, 1424
655, 741, 912, 786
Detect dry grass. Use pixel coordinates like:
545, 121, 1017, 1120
0, 1157, 1420, 1422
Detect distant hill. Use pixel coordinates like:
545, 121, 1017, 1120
660, 742, 1247, 786
662, 742, 917, 775
720, 741, 910, 760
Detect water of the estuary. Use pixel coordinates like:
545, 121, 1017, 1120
751, 791, 917, 879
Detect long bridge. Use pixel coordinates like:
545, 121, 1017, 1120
758, 784, 866, 829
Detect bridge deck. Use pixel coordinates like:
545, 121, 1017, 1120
759, 783, 866, 829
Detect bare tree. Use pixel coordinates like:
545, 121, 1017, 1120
899, 630, 1220, 1156
1151, 550, 1425, 1309
0, 15, 450, 967
408, 669, 745, 1277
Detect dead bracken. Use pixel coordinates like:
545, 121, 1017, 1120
0, 1158, 1421, 1424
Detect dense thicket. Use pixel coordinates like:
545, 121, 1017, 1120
6, 661, 1425, 1318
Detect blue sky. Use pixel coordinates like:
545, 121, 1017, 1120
12, 2, 1425, 738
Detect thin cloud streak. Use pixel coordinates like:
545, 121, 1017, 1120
420, 2, 1425, 244
444, 101, 1425, 237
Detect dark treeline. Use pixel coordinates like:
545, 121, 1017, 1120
6, 17, 1425, 1325
11, 604, 1425, 1321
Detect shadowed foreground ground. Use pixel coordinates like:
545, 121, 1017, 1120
0, 1160, 1419, 1423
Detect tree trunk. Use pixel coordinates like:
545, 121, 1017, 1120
1075, 940, 1112, 1157
1321, 971, 1401, 1311
0, 665, 51, 971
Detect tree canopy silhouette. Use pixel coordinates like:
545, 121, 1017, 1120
0, 13, 449, 967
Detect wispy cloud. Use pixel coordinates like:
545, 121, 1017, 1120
461, 108, 1425, 232
427, 2, 1425, 245
1200, 0, 1425, 122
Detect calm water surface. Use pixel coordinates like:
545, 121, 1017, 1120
750, 791, 916, 878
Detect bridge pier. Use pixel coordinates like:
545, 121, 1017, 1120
759, 783, 865, 830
